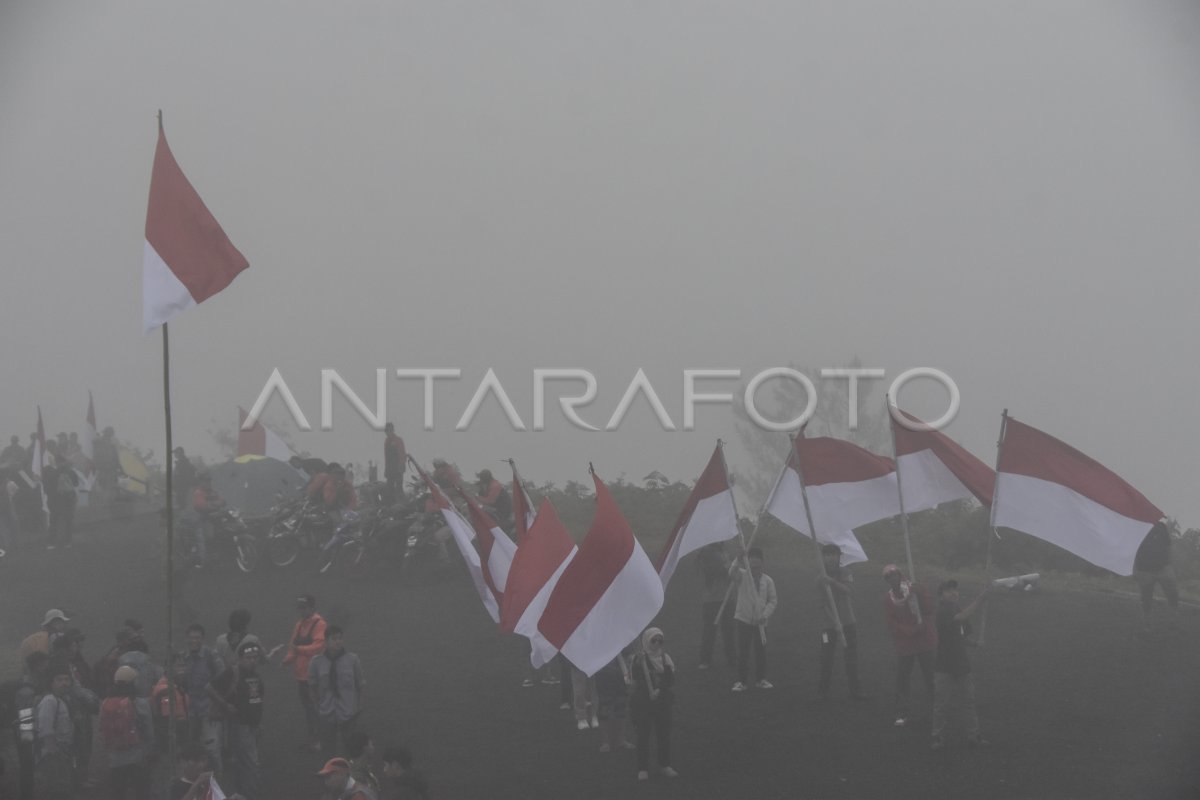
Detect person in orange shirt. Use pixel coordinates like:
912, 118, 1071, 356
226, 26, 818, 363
278, 594, 326, 752
17, 609, 69, 664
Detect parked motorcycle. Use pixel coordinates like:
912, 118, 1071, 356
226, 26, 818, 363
265, 497, 336, 568
179, 507, 261, 572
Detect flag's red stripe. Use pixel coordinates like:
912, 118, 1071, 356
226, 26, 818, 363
893, 411, 995, 506
500, 499, 574, 633
792, 436, 894, 486
997, 417, 1161, 523
538, 475, 634, 647
654, 445, 728, 571
236, 407, 267, 458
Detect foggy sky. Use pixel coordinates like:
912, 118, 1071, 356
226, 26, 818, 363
2, 1, 1199, 525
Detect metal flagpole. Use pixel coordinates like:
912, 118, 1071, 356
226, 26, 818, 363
794, 432, 847, 647
161, 315, 178, 769
886, 395, 922, 625
978, 408, 1008, 647
714, 440, 766, 645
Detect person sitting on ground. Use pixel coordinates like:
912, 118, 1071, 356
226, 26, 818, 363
345, 730, 380, 793
630, 627, 678, 782
380, 746, 429, 800
1133, 517, 1181, 635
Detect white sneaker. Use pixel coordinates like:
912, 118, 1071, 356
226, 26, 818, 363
637, 771, 649, 781
731, 681, 747, 692
589, 715, 599, 729
661, 767, 679, 779
521, 678, 534, 688
894, 717, 907, 727
755, 679, 774, 689
576, 719, 590, 731
559, 702, 571, 711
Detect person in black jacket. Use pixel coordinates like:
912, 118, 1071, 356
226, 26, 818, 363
1134, 519, 1180, 634
630, 627, 678, 781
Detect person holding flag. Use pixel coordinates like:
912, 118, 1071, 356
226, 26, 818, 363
881, 564, 936, 727
731, 547, 776, 693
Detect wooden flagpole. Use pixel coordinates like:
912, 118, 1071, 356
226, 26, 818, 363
978, 408, 1008, 647
794, 431, 847, 647
714, 440, 766, 645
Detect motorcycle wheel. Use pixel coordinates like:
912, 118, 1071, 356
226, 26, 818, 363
235, 537, 260, 573
267, 534, 299, 567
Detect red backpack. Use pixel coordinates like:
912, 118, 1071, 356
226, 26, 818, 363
99, 696, 140, 751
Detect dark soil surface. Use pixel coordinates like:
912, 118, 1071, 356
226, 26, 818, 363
3, 513, 1199, 799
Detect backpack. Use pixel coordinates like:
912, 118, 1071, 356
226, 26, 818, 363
99, 696, 140, 751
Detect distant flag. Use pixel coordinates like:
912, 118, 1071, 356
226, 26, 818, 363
143, 117, 249, 333
890, 408, 995, 512
237, 407, 295, 462
509, 460, 538, 545
412, 458, 502, 622
457, 486, 518, 604
501, 499, 578, 667
32, 407, 47, 514
992, 415, 1163, 576
766, 435, 902, 564
538, 471, 664, 676
655, 444, 739, 589
81, 392, 97, 470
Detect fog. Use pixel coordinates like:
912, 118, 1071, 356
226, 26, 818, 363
3, 0, 1198, 522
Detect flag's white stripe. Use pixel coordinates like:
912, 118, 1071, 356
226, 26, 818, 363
769, 469, 899, 536
486, 525, 516, 592
441, 507, 499, 622
515, 547, 578, 668
142, 240, 196, 333
658, 489, 738, 588
897, 449, 974, 514
264, 426, 293, 462
994, 473, 1152, 576
558, 543, 664, 677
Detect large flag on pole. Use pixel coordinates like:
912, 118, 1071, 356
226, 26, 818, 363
655, 444, 739, 589
457, 486, 518, 603
766, 436, 901, 564
992, 415, 1163, 576
412, 459, 502, 622
891, 409, 995, 512
509, 460, 538, 545
501, 499, 578, 667
236, 407, 295, 462
538, 471, 664, 676
143, 118, 249, 332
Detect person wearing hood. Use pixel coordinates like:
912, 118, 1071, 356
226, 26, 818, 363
630, 628, 678, 782
881, 564, 937, 728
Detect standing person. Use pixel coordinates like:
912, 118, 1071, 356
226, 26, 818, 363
52, 630, 98, 788
215, 610, 253, 669
1133, 518, 1181, 635
0, 468, 16, 558
382, 423, 406, 500
379, 747, 428, 800
17, 609, 70, 664
152, 655, 191, 752
882, 564, 937, 727
731, 547, 776, 692
49, 454, 78, 549
182, 623, 224, 770
0, 435, 25, 470
570, 664, 598, 732
697, 542, 736, 670
594, 650, 634, 753
116, 630, 162, 700
307, 625, 365, 759
35, 663, 77, 799
280, 595, 326, 752
473, 470, 511, 527
316, 758, 375, 800
172, 448, 196, 512
630, 627, 678, 781
931, 580, 991, 751
101, 666, 155, 799
13, 652, 50, 800
207, 637, 266, 800
817, 543, 866, 701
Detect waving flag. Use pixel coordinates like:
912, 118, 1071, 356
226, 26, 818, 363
143, 118, 249, 332
458, 486, 518, 603
538, 472, 664, 676
413, 459, 502, 622
237, 407, 295, 462
509, 460, 538, 544
655, 444, 739, 589
993, 415, 1162, 576
502, 499, 578, 667
891, 409, 994, 512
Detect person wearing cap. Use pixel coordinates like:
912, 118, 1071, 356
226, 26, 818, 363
281, 594, 326, 752
307, 625, 365, 759
931, 579, 991, 751
17, 608, 70, 664
816, 544, 866, 701
317, 757, 375, 800
382, 423, 407, 500
102, 664, 155, 798
881, 564, 937, 727
207, 636, 266, 799
473, 469, 512, 526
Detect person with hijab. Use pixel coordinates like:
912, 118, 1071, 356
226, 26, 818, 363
629, 627, 678, 781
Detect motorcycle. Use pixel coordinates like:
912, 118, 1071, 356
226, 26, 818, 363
336, 498, 427, 578
265, 497, 337, 568
179, 507, 261, 573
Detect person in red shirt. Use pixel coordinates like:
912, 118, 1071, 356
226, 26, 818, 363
306, 464, 357, 524
473, 470, 512, 527
881, 564, 937, 728
278, 595, 326, 752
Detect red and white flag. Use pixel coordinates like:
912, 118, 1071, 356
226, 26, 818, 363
458, 486, 518, 604
766, 435, 901, 564
992, 416, 1163, 576
891, 409, 995, 512
655, 444, 739, 589
80, 392, 97, 470
237, 407, 295, 462
143, 119, 249, 332
510, 461, 538, 545
501, 499, 578, 667
414, 460, 502, 622
538, 472, 664, 676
